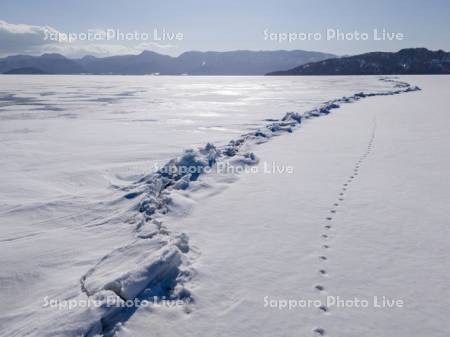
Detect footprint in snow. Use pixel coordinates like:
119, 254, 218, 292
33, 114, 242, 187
315, 285, 325, 291
319, 305, 329, 313
313, 327, 326, 336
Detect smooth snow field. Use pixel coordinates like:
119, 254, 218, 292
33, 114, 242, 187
0, 75, 448, 337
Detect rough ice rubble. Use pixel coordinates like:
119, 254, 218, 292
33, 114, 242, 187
75, 78, 420, 336
81, 239, 183, 301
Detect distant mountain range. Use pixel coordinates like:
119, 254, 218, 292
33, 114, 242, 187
0, 50, 335, 75
3, 48, 449, 76
3, 66, 49, 74
268, 48, 450, 75
0, 53, 84, 74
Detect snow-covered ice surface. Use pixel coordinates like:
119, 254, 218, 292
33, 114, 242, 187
0, 75, 447, 336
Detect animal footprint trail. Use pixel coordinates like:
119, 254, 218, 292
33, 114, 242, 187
311, 119, 377, 336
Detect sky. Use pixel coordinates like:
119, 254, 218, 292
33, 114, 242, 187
0, 0, 449, 58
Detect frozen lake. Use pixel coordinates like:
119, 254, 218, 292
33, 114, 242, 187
0, 75, 430, 336
0, 75, 394, 212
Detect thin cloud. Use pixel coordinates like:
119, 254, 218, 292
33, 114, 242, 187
0, 20, 178, 58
